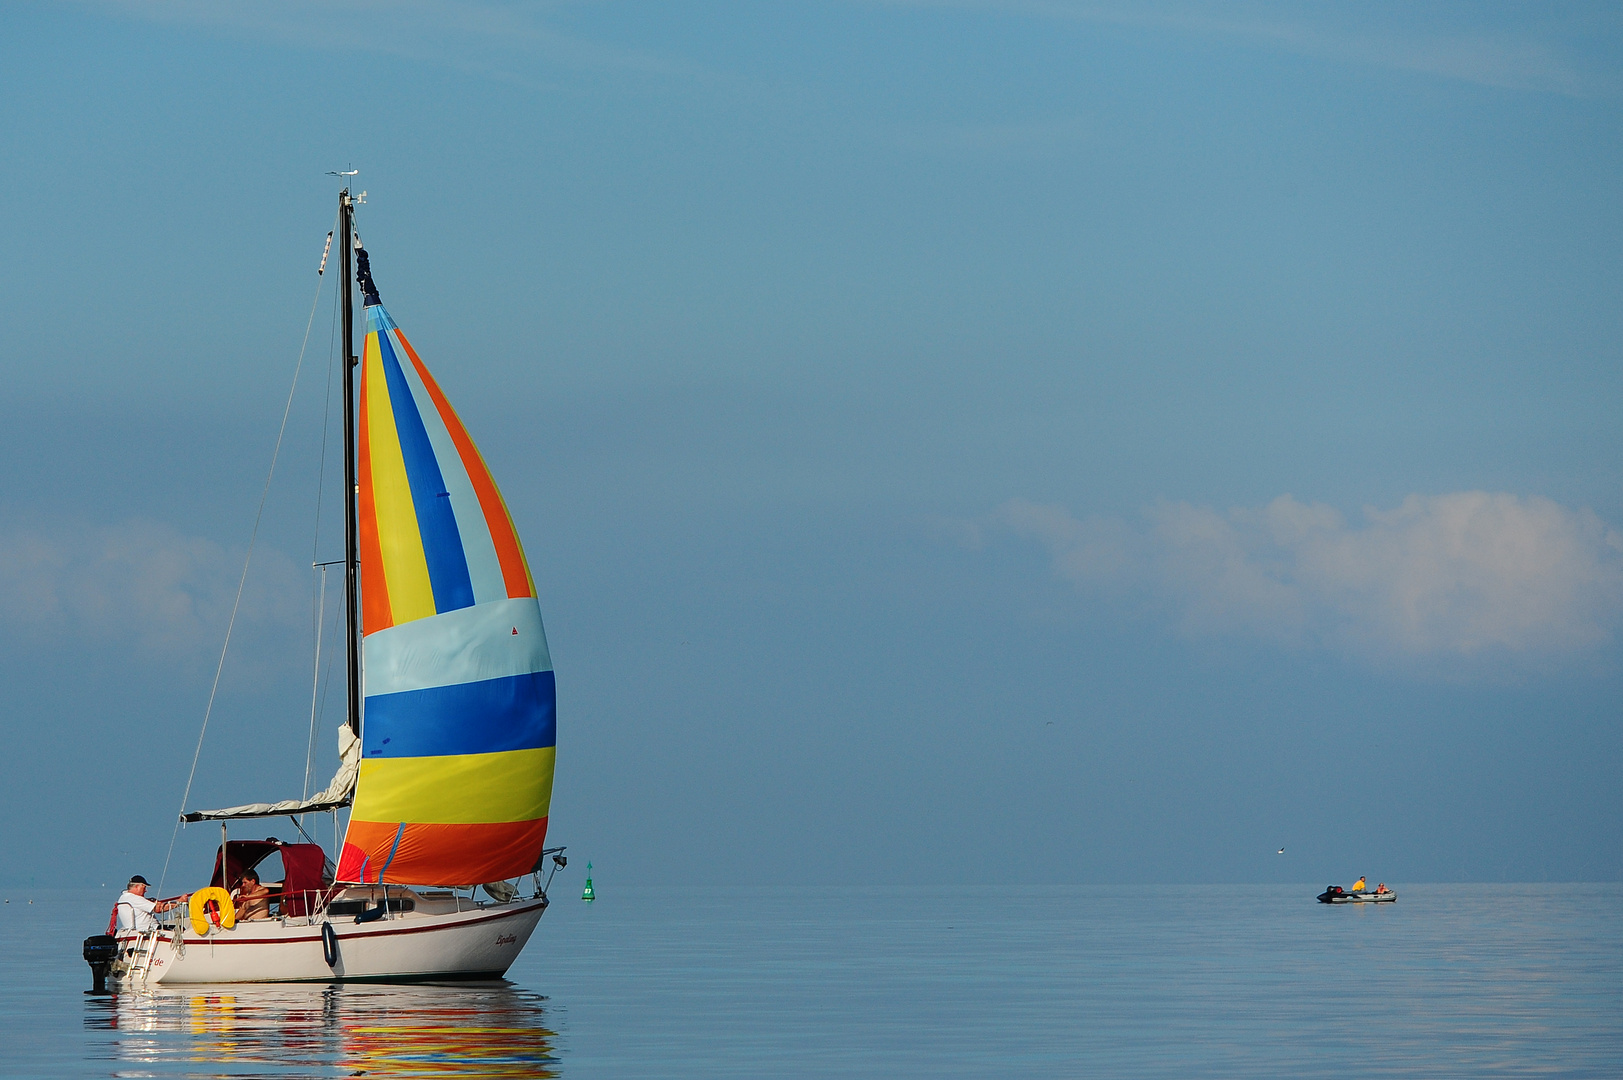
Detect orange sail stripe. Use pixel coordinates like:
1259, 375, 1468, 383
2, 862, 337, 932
395, 332, 533, 599
338, 818, 549, 887
356, 356, 394, 634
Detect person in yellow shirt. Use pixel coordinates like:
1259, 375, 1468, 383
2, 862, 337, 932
1351, 876, 1366, 893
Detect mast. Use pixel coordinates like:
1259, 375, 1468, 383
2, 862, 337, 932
340, 189, 362, 738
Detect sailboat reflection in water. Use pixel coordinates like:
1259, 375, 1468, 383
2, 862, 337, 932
85, 983, 559, 1077
96, 182, 568, 987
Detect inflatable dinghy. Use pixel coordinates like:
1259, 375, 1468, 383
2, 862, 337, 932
1317, 885, 1396, 904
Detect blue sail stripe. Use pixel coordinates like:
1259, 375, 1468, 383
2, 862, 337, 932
393, 334, 508, 607
376, 327, 475, 614
362, 670, 556, 758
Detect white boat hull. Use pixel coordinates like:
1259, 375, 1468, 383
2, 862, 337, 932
117, 895, 547, 985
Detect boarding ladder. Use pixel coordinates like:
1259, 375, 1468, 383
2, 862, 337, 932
125, 925, 167, 990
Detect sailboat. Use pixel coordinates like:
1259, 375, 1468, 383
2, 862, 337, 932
98, 186, 562, 986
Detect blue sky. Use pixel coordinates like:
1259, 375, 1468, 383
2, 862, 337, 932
1, 2, 1620, 888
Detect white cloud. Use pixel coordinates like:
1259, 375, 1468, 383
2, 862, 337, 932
92, 1, 1607, 99
82, 0, 710, 86
1002, 492, 1623, 663
0, 518, 304, 660
899, 116, 1095, 155
884, 1, 1604, 97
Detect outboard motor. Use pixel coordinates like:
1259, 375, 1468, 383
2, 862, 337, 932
83, 935, 118, 994
1316, 885, 1345, 904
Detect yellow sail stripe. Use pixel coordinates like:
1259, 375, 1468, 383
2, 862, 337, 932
363, 332, 436, 624
350, 747, 555, 825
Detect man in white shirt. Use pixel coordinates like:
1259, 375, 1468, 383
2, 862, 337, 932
115, 875, 188, 932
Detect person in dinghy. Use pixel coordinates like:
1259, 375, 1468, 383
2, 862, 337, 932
1317, 877, 1397, 903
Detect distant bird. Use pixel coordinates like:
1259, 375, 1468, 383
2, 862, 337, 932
1277, 848, 1285, 855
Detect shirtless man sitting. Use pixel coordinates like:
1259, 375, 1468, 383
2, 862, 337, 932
234, 869, 274, 921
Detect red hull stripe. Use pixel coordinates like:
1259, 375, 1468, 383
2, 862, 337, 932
161, 902, 543, 947
336, 818, 549, 886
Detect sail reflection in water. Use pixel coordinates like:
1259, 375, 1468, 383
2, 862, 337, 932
84, 982, 558, 1077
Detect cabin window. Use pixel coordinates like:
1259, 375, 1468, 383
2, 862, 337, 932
327, 898, 415, 916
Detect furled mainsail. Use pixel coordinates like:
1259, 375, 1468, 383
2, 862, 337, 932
183, 727, 361, 822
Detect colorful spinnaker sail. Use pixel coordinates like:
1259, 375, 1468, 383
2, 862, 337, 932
335, 296, 555, 887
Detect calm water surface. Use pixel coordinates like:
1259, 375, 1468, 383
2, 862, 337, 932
1, 884, 1618, 1077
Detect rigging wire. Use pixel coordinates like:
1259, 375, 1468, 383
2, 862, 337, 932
302, 275, 343, 812
302, 566, 327, 803
313, 273, 340, 565
158, 210, 340, 895
313, 594, 343, 760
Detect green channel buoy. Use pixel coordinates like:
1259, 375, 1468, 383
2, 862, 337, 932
581, 862, 595, 902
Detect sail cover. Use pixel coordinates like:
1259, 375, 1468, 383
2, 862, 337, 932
336, 299, 555, 887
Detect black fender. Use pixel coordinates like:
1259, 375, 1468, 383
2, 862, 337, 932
321, 922, 339, 968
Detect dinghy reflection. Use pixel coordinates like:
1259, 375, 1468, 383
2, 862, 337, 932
87, 981, 558, 1077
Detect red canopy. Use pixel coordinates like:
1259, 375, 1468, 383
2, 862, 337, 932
208, 839, 332, 917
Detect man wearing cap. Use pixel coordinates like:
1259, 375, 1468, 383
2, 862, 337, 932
115, 876, 189, 933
